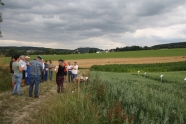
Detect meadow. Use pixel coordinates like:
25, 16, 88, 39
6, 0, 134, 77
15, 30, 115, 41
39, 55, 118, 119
2, 48, 186, 63
31, 48, 186, 60
0, 56, 11, 92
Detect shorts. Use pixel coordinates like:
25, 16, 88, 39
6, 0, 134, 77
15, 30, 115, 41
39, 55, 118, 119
10, 73, 15, 82
64, 72, 67, 76
22, 70, 26, 79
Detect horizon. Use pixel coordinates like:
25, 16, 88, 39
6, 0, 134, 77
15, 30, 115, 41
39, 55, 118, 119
0, 41, 186, 50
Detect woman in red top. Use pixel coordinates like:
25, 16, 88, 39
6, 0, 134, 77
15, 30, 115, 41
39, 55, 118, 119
55, 59, 65, 93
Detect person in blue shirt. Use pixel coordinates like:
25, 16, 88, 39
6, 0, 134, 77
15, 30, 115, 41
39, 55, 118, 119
43, 60, 49, 82
29, 56, 43, 98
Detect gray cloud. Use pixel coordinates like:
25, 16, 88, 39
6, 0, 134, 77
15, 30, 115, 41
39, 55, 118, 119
0, 0, 186, 49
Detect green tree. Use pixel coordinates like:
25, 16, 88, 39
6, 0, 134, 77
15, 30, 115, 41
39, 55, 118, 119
8, 49, 19, 56
0, 0, 4, 37
45, 49, 55, 54
0, 0, 4, 6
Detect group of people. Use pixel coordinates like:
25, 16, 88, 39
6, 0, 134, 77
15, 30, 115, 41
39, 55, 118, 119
10, 55, 79, 97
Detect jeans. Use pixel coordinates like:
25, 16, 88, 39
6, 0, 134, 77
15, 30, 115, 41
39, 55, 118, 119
72, 74, 77, 79
49, 71, 53, 81
12, 73, 23, 95
26, 66, 31, 85
29, 74, 41, 97
44, 70, 48, 81
68, 71, 72, 82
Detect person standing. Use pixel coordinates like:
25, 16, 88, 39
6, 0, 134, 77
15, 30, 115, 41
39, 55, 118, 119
72, 62, 78, 80
29, 56, 43, 98
10, 56, 15, 91
43, 60, 48, 82
66, 62, 73, 82
40, 59, 44, 83
55, 59, 65, 93
19, 55, 27, 87
12, 55, 23, 95
25, 56, 31, 85
48, 60, 54, 81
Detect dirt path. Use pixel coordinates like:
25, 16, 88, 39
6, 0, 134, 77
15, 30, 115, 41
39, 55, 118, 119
0, 81, 57, 124
53, 56, 186, 68
0, 70, 87, 124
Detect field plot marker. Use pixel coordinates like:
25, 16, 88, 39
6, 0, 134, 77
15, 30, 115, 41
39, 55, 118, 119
138, 71, 140, 75
184, 77, 186, 81
144, 72, 147, 77
160, 74, 163, 82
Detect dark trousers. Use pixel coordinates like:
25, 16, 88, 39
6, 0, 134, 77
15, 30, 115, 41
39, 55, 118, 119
56, 76, 64, 93
44, 70, 48, 81
41, 71, 44, 83
29, 75, 41, 97
68, 71, 73, 82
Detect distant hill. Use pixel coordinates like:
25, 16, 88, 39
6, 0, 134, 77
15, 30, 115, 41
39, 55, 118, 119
0, 46, 73, 52
0, 42, 186, 56
151, 42, 186, 49
0, 46, 101, 56
76, 47, 100, 53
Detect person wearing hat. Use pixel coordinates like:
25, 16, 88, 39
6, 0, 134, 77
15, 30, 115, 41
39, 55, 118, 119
29, 55, 43, 98
43, 60, 49, 82
25, 56, 31, 85
55, 59, 65, 93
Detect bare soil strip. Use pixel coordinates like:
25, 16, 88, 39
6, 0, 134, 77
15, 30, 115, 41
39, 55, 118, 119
53, 56, 186, 68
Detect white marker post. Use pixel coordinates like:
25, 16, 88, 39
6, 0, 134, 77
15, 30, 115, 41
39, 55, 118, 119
184, 77, 186, 81
144, 72, 147, 77
160, 74, 163, 82
138, 71, 140, 75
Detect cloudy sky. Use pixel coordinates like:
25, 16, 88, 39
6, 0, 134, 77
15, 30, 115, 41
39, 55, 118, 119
0, 0, 186, 50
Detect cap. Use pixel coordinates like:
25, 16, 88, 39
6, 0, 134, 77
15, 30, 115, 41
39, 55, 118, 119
37, 55, 42, 59
25, 56, 30, 59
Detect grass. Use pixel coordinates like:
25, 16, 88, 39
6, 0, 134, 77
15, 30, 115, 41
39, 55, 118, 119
35, 74, 134, 124
2, 48, 186, 63
35, 70, 186, 123
0, 56, 11, 92
90, 61, 186, 73
89, 71, 186, 123
34, 48, 186, 60
0, 78, 58, 124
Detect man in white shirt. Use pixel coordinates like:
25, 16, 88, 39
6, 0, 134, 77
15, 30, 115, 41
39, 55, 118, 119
19, 55, 27, 86
66, 62, 73, 82
72, 62, 78, 80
